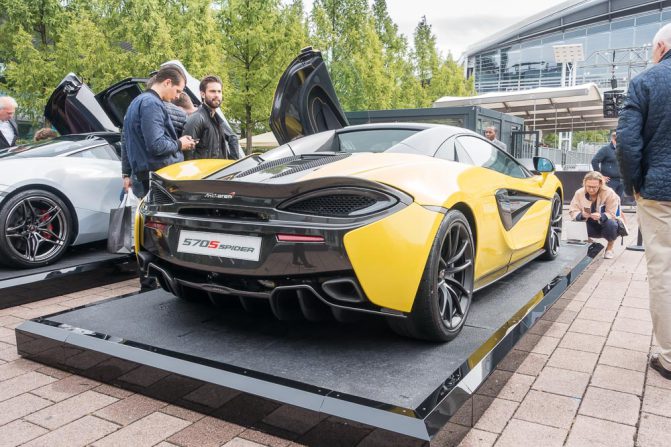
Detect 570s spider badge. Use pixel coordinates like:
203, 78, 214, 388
177, 230, 261, 261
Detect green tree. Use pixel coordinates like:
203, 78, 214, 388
413, 16, 439, 90
311, 0, 391, 111
217, 0, 308, 153
371, 0, 423, 108
0, 0, 70, 119
412, 16, 475, 107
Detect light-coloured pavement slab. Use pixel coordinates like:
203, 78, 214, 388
0, 215, 669, 446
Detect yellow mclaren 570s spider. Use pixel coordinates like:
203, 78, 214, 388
135, 48, 563, 342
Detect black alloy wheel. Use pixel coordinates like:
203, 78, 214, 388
388, 210, 475, 341
0, 189, 72, 268
540, 193, 562, 260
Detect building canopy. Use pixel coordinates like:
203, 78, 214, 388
433, 83, 618, 133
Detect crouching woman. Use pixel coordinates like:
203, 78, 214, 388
569, 171, 620, 259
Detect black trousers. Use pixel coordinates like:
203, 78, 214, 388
586, 218, 619, 242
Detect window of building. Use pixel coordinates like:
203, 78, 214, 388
611, 18, 635, 30
587, 23, 610, 35
542, 32, 563, 44
564, 28, 586, 39
584, 32, 610, 58
635, 23, 659, 46
518, 46, 542, 88
610, 27, 635, 49
635, 13, 659, 25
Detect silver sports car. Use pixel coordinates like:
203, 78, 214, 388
0, 61, 235, 269
0, 133, 123, 268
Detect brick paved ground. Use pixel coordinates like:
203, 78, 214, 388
1, 213, 670, 446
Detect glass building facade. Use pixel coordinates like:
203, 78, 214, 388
466, 2, 671, 93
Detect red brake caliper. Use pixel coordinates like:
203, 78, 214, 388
37, 208, 54, 240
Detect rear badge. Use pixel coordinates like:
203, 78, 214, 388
203, 192, 236, 200
177, 230, 261, 261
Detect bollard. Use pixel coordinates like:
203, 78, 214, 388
627, 227, 645, 251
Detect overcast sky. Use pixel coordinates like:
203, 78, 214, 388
302, 0, 570, 58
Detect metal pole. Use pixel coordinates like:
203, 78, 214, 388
627, 227, 645, 252
561, 62, 567, 87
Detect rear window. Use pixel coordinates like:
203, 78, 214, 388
337, 129, 419, 153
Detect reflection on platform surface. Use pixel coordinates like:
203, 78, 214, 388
0, 241, 135, 308
16, 242, 599, 441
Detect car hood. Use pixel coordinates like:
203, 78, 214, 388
158, 152, 472, 208
214, 152, 468, 184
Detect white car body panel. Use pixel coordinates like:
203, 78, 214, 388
0, 156, 122, 246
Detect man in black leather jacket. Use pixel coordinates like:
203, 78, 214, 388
617, 22, 671, 381
182, 75, 241, 160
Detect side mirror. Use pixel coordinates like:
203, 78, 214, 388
533, 156, 555, 173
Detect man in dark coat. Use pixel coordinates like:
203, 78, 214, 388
591, 130, 623, 200
617, 22, 671, 381
183, 75, 241, 160
164, 101, 187, 137
0, 96, 18, 149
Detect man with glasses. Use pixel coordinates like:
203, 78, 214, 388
122, 65, 196, 198
568, 171, 619, 259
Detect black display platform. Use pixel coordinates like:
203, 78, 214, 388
16, 243, 600, 441
0, 242, 134, 307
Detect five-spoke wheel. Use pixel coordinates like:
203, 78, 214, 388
388, 210, 474, 341
0, 190, 72, 268
541, 193, 562, 260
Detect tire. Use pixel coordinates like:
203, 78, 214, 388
0, 189, 72, 268
540, 193, 562, 261
388, 210, 475, 342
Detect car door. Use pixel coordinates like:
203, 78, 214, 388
269, 47, 349, 145
456, 135, 551, 264
64, 144, 123, 242
450, 136, 516, 278
95, 78, 146, 129
45, 74, 119, 135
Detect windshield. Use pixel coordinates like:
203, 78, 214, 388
0, 136, 102, 159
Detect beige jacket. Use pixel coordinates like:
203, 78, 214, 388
569, 185, 619, 221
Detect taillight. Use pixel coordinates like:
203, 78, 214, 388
145, 218, 168, 233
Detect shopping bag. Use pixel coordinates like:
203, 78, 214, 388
107, 194, 133, 254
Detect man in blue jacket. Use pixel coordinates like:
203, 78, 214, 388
122, 65, 196, 198
591, 130, 623, 201
617, 23, 671, 381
